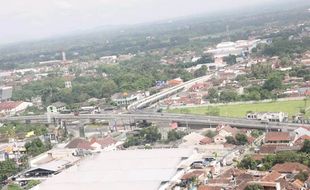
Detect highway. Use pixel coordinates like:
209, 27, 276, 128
1, 113, 308, 131
127, 73, 214, 110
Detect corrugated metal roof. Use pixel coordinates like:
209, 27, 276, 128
34, 148, 193, 190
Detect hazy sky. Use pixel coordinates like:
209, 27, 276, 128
0, 0, 302, 44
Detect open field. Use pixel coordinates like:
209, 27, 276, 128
169, 100, 309, 118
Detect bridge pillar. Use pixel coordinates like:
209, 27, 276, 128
78, 122, 85, 138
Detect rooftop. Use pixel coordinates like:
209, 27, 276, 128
272, 162, 310, 173
265, 132, 291, 142
32, 148, 193, 190
0, 101, 22, 111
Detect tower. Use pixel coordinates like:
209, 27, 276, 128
62, 51, 66, 62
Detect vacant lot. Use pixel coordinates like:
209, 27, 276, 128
169, 100, 308, 118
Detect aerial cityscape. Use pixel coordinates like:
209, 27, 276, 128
0, 0, 310, 190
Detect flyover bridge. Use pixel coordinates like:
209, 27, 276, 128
1, 113, 308, 131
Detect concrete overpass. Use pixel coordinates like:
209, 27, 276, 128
128, 74, 214, 110
1, 113, 308, 131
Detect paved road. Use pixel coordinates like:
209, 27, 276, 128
1, 113, 308, 131
128, 73, 214, 110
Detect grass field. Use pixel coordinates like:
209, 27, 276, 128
169, 100, 309, 118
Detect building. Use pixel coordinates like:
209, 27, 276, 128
111, 91, 149, 106
0, 86, 13, 101
247, 112, 288, 122
216, 124, 238, 138
99, 55, 117, 64
264, 132, 292, 144
31, 148, 194, 190
167, 77, 183, 86
90, 136, 120, 152
271, 162, 310, 174
0, 101, 33, 116
64, 81, 72, 88
47, 102, 66, 113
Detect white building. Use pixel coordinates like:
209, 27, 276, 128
247, 112, 288, 122
111, 91, 150, 106
206, 39, 261, 58
99, 55, 117, 64
31, 148, 195, 190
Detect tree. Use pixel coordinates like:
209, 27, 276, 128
204, 130, 217, 138
223, 55, 237, 65
235, 133, 248, 145
263, 74, 283, 91
25, 138, 51, 157
300, 140, 310, 153
0, 159, 19, 183
225, 136, 236, 144
251, 130, 263, 138
238, 156, 257, 170
167, 130, 186, 142
245, 184, 264, 190
207, 88, 219, 102
194, 65, 207, 77
141, 126, 162, 143
295, 171, 309, 182
219, 90, 238, 102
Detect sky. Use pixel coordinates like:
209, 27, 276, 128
0, 0, 303, 45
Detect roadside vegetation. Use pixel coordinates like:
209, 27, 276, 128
170, 100, 309, 118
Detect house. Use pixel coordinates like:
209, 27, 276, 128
65, 138, 93, 150
167, 77, 183, 86
216, 124, 238, 138
213, 134, 227, 144
199, 137, 213, 145
261, 171, 283, 182
293, 127, 310, 142
272, 162, 310, 174
294, 135, 310, 146
0, 101, 33, 116
181, 170, 206, 185
90, 136, 119, 152
264, 132, 292, 144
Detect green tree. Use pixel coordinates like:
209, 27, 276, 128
204, 130, 217, 138
223, 55, 237, 65
235, 133, 248, 145
25, 138, 51, 157
263, 74, 283, 91
225, 136, 236, 144
300, 140, 310, 153
167, 130, 186, 142
245, 184, 264, 190
238, 156, 257, 170
251, 130, 263, 138
219, 90, 238, 102
207, 88, 219, 102
0, 159, 19, 183
194, 65, 207, 77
